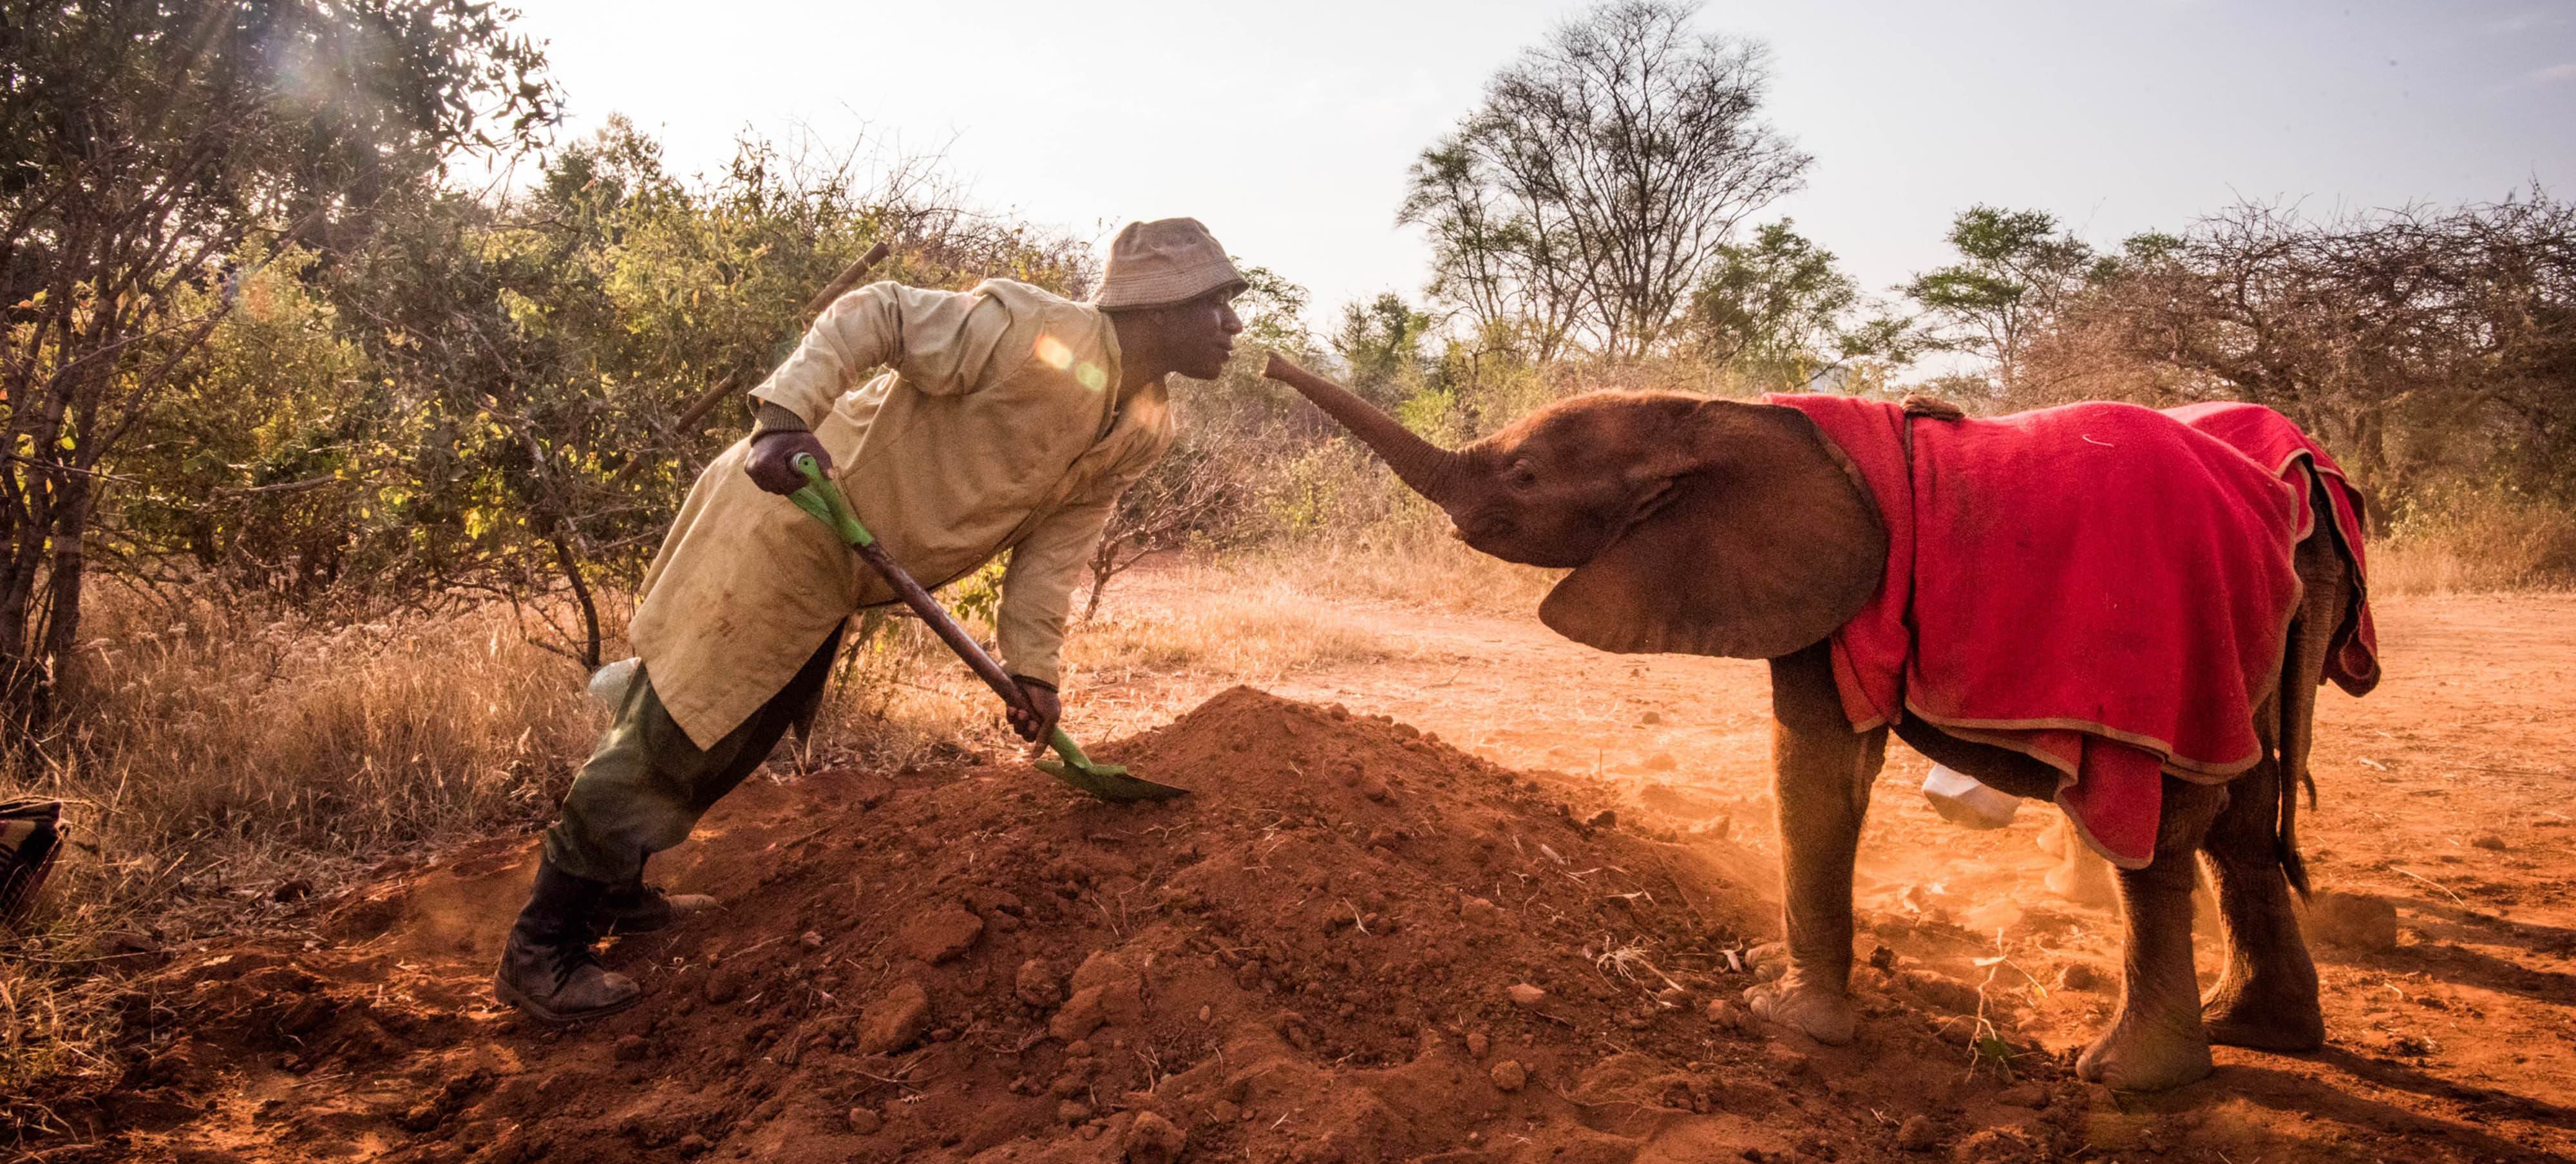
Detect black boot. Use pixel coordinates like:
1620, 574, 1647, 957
494, 858, 642, 1024
592, 879, 718, 935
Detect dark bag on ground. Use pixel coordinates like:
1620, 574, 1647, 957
0, 798, 63, 926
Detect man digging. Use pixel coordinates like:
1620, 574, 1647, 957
496, 219, 1248, 1024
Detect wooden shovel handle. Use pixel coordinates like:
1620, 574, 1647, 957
804, 240, 896, 318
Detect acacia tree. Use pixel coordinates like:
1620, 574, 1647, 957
1400, 0, 1810, 361
1902, 205, 2097, 401
1332, 292, 1434, 406
0, 0, 554, 719
1683, 219, 1924, 388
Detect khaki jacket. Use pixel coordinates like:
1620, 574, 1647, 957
627, 279, 1174, 748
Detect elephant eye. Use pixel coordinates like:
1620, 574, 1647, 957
1510, 463, 1539, 488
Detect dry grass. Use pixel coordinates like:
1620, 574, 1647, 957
34, 599, 600, 857
1228, 522, 1563, 616
1069, 568, 1397, 676
2369, 491, 2576, 595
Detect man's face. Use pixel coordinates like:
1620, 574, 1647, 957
1157, 288, 1245, 380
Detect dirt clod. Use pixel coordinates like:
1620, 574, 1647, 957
894, 905, 984, 964
1951, 1127, 2038, 1164
2309, 890, 2400, 951
1898, 1114, 1940, 1151
1124, 1110, 1186, 1164
1508, 983, 1548, 1008
857, 981, 931, 1054
1490, 1059, 1528, 1092
1015, 958, 1063, 1007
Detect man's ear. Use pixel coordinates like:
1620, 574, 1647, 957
1539, 401, 1886, 660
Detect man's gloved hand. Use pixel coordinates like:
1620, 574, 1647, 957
745, 429, 832, 495
1005, 676, 1061, 759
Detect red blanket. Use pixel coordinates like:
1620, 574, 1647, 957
2163, 402, 2381, 696
1765, 395, 2377, 868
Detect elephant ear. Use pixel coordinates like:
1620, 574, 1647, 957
1539, 401, 1888, 660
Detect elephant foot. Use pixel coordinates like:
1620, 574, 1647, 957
2202, 978, 2324, 1052
2076, 1009, 2212, 1092
1744, 978, 1858, 1045
2036, 815, 2072, 859
2043, 847, 2120, 909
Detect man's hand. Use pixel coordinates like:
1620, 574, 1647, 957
745, 429, 832, 495
1005, 676, 1061, 759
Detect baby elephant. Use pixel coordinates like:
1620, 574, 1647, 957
1264, 355, 2377, 1091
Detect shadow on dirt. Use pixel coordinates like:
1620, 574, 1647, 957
2096, 1054, 2576, 1163
2211, 1055, 2576, 1162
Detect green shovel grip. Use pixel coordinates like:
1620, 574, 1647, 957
790, 453, 873, 546
1046, 727, 1093, 768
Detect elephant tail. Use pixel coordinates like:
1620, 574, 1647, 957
2277, 474, 2349, 901
2277, 711, 2314, 900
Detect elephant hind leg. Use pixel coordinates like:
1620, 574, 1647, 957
2040, 821, 2121, 908
2201, 744, 2325, 1051
2078, 776, 2227, 1091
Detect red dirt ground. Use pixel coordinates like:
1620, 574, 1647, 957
30, 586, 2576, 1164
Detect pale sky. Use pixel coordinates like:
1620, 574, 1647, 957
506, 0, 2576, 334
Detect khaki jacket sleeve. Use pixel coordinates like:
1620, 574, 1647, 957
996, 385, 1173, 686
994, 490, 1119, 688
750, 281, 1017, 426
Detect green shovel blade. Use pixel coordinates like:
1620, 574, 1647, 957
1034, 728, 1187, 803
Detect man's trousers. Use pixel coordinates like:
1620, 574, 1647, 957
541, 628, 842, 884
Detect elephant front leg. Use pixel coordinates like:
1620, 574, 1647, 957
1746, 644, 1887, 1046
2078, 777, 2228, 1091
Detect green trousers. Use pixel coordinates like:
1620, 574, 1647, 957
542, 628, 842, 884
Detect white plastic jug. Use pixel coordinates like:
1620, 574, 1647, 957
1920, 765, 2021, 830
587, 656, 640, 709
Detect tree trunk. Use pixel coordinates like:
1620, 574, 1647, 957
549, 528, 602, 669
33, 472, 94, 716
0, 546, 34, 716
0, 474, 50, 718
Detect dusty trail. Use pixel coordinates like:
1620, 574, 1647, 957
51, 571, 2576, 1164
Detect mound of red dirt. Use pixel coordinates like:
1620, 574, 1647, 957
72, 688, 2088, 1163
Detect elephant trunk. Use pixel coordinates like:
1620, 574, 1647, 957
1261, 354, 1468, 506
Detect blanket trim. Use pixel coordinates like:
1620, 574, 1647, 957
1900, 701, 2268, 779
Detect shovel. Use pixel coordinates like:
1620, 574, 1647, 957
786, 453, 1186, 803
